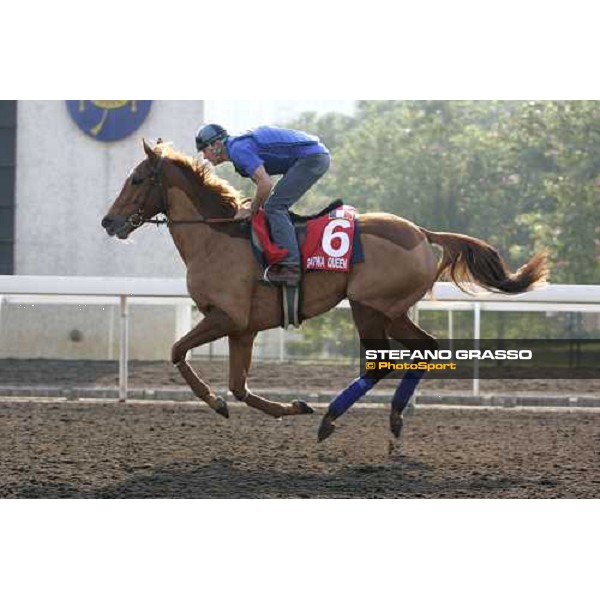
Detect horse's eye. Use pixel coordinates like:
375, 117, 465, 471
131, 176, 144, 186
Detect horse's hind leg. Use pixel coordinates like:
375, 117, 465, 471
318, 301, 390, 442
386, 313, 438, 438
228, 332, 314, 418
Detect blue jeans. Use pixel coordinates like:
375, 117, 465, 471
264, 153, 331, 267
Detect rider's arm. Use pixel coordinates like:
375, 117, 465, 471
251, 165, 273, 213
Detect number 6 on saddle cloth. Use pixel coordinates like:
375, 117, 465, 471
250, 200, 364, 327
251, 200, 364, 271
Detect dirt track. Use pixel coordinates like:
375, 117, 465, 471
0, 400, 598, 499
0, 359, 598, 498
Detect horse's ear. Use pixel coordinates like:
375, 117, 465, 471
142, 138, 156, 161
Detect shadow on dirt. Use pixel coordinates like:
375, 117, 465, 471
11, 456, 525, 499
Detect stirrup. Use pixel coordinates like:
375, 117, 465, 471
259, 265, 276, 286
261, 264, 300, 287
272, 268, 300, 286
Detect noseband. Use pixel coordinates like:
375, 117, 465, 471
128, 155, 240, 229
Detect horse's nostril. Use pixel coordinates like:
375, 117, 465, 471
101, 216, 112, 228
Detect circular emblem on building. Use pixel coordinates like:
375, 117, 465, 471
66, 100, 152, 142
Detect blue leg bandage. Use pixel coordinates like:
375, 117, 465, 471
328, 376, 378, 418
392, 369, 425, 412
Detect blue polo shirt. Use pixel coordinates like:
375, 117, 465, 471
225, 126, 329, 178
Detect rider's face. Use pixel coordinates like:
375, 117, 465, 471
202, 141, 225, 166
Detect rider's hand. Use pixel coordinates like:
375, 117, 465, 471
250, 198, 262, 216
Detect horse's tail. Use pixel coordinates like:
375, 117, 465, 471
420, 228, 549, 294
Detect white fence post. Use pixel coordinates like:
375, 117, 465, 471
473, 303, 481, 396
119, 295, 129, 402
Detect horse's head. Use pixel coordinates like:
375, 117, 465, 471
101, 139, 166, 239
102, 139, 243, 239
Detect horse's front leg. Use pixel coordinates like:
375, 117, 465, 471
228, 332, 314, 418
171, 306, 236, 418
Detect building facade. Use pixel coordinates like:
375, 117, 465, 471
1, 100, 204, 359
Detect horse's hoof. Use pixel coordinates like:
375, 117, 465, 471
387, 439, 397, 456
390, 410, 404, 438
292, 399, 314, 415
214, 396, 229, 419
318, 415, 336, 442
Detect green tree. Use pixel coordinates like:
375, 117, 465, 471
511, 101, 600, 283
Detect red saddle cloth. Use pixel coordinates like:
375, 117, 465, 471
251, 205, 357, 272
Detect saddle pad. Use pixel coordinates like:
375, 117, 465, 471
302, 205, 357, 272
251, 204, 361, 272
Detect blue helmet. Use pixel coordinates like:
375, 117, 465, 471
195, 123, 228, 151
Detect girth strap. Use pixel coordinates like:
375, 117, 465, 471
281, 284, 301, 329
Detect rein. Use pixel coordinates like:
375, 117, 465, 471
129, 155, 243, 229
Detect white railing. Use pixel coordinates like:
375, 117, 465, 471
1, 275, 599, 399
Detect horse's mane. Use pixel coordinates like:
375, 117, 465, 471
156, 143, 242, 216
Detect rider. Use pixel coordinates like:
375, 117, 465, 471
195, 123, 330, 286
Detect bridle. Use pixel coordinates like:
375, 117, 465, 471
127, 155, 242, 230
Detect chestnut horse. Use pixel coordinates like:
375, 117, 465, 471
102, 140, 548, 441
